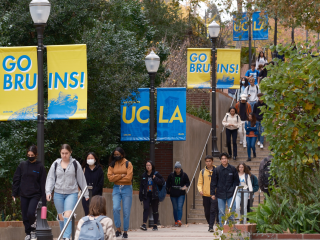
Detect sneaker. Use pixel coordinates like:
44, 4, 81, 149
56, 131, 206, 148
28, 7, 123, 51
140, 223, 147, 231
246, 158, 251, 162
209, 227, 214, 232
116, 230, 122, 237
24, 235, 31, 240
122, 232, 128, 238
253, 152, 256, 158
177, 220, 182, 227
174, 222, 179, 227
152, 225, 158, 231
30, 231, 36, 240
243, 144, 246, 148
240, 141, 243, 145
260, 144, 264, 149
257, 141, 261, 146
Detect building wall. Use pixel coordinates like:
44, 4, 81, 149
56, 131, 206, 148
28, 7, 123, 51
154, 141, 173, 181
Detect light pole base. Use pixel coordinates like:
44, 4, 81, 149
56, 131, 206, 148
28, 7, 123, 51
36, 201, 53, 240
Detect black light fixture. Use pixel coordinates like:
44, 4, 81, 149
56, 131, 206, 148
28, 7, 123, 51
208, 21, 221, 158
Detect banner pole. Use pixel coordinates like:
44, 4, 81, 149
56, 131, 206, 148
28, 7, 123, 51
249, 18, 252, 67
149, 72, 156, 165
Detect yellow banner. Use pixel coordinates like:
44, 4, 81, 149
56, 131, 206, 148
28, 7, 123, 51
47, 44, 87, 120
187, 48, 211, 89
0, 46, 38, 121
216, 49, 240, 89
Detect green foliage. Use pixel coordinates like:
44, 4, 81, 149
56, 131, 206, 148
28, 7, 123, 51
186, 101, 211, 122
1, 197, 22, 221
247, 42, 320, 233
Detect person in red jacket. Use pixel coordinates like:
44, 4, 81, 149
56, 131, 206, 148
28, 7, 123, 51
235, 94, 252, 148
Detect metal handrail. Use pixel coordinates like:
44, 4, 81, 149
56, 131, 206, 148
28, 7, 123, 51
57, 186, 92, 240
224, 185, 244, 225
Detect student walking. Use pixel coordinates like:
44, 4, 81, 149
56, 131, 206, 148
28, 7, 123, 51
235, 94, 252, 148
245, 63, 260, 85
12, 146, 47, 240
166, 161, 190, 227
81, 152, 104, 216
244, 77, 261, 111
245, 113, 259, 162
258, 153, 274, 196
197, 155, 218, 232
45, 144, 89, 240
139, 161, 165, 231
255, 51, 268, 70
246, 165, 259, 213
235, 163, 253, 224
107, 147, 133, 239
75, 195, 116, 240
238, 78, 249, 101
222, 107, 242, 160
210, 153, 240, 226
253, 93, 267, 148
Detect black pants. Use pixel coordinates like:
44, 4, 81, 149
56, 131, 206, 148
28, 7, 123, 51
143, 193, 159, 225
203, 196, 218, 228
21, 196, 39, 235
226, 128, 238, 157
247, 198, 253, 213
82, 197, 89, 216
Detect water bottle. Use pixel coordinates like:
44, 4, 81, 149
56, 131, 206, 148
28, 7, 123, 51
41, 206, 47, 219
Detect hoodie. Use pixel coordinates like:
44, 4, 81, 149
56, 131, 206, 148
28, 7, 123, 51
166, 169, 190, 197
84, 164, 104, 196
45, 157, 89, 198
12, 160, 47, 205
139, 170, 165, 201
197, 166, 216, 197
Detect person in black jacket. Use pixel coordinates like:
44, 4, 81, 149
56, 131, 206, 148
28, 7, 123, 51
12, 146, 47, 240
139, 161, 165, 231
253, 93, 267, 149
210, 153, 240, 226
81, 152, 104, 216
166, 161, 190, 227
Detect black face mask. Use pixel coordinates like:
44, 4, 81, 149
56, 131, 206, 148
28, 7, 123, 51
28, 157, 36, 162
113, 156, 122, 161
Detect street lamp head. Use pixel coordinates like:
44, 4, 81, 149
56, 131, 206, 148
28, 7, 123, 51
208, 20, 220, 38
145, 50, 160, 73
29, 0, 51, 24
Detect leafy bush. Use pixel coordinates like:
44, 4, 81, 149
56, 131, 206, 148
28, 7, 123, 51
186, 101, 211, 122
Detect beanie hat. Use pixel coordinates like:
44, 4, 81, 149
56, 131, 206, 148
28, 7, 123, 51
174, 161, 182, 169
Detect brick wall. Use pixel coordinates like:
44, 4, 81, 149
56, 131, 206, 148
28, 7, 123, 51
154, 141, 173, 180
187, 89, 210, 108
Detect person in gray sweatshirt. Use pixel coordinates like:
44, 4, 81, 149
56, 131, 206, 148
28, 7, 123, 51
45, 144, 88, 240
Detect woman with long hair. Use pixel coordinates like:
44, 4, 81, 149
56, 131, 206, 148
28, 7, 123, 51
12, 145, 47, 240
81, 152, 104, 216
45, 144, 88, 240
107, 147, 133, 239
139, 161, 165, 231
245, 113, 259, 161
235, 163, 253, 224
255, 51, 268, 70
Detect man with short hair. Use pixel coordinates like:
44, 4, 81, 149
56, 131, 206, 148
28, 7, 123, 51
210, 153, 240, 226
235, 94, 252, 148
244, 77, 261, 111
253, 93, 267, 148
245, 63, 260, 85
197, 155, 218, 232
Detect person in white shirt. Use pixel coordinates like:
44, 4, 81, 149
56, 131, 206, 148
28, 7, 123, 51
222, 107, 242, 160
235, 163, 253, 224
256, 51, 268, 70
244, 77, 261, 111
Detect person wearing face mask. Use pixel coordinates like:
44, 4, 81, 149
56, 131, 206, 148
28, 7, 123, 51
107, 147, 133, 239
81, 152, 104, 216
12, 145, 47, 240
238, 78, 249, 101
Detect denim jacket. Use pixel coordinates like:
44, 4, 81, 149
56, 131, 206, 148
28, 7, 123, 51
245, 121, 259, 135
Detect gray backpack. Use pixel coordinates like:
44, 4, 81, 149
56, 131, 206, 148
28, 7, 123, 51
79, 215, 107, 240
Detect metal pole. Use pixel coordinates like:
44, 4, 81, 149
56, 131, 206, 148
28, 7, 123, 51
248, 19, 252, 66
34, 23, 53, 240
273, 16, 278, 58
193, 181, 195, 209
185, 194, 188, 224
71, 215, 75, 240
291, 26, 294, 43
149, 72, 156, 165
306, 30, 308, 42
211, 37, 220, 158
240, 191, 244, 223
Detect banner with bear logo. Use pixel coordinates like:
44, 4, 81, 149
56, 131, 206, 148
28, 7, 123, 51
0, 46, 38, 121
47, 44, 87, 120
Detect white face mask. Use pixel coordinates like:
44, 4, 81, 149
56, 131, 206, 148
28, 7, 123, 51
87, 159, 95, 166
242, 81, 245, 84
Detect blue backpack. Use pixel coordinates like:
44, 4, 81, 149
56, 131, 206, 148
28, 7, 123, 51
155, 171, 167, 202
79, 215, 107, 240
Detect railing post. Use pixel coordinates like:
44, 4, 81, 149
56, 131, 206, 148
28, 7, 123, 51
240, 190, 244, 223
71, 215, 75, 240
185, 194, 188, 224
193, 181, 195, 209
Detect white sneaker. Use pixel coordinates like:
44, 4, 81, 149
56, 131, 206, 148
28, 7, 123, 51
240, 141, 243, 145
243, 144, 246, 148
24, 235, 31, 240
257, 141, 261, 145
30, 231, 36, 240
260, 144, 264, 148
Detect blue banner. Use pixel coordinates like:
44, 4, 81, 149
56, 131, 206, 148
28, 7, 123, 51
252, 12, 268, 40
233, 12, 248, 41
121, 88, 149, 141
157, 88, 186, 141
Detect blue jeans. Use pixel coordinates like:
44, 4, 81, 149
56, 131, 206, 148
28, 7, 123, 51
217, 197, 235, 226
256, 121, 265, 144
170, 195, 185, 222
112, 185, 133, 231
248, 101, 256, 112
53, 192, 78, 239
246, 137, 257, 158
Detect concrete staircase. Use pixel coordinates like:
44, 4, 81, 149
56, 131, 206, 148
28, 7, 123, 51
187, 136, 269, 224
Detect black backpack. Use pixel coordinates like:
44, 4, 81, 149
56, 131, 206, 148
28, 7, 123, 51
262, 159, 272, 188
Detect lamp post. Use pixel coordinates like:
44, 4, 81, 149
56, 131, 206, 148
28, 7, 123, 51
208, 21, 220, 158
29, 0, 53, 239
145, 51, 160, 165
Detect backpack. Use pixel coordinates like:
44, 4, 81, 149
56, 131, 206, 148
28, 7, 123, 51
262, 159, 272, 188
125, 160, 133, 184
78, 216, 107, 240
54, 160, 80, 190
154, 171, 166, 202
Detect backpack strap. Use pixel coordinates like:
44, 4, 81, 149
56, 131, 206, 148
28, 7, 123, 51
237, 115, 239, 122
82, 216, 90, 222
126, 161, 129, 168
73, 160, 78, 180
245, 174, 248, 187
54, 162, 58, 182
256, 85, 258, 92
95, 215, 107, 223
